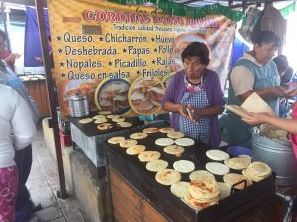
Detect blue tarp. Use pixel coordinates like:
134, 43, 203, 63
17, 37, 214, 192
24, 7, 50, 67
231, 37, 250, 67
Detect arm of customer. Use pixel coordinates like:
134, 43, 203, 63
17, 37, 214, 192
242, 112, 297, 134
230, 66, 286, 101
11, 90, 37, 150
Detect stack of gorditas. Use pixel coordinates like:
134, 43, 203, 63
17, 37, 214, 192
184, 172, 220, 210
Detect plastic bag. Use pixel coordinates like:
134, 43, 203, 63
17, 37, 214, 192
238, 7, 262, 43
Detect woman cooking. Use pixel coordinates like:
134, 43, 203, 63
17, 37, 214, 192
162, 42, 225, 147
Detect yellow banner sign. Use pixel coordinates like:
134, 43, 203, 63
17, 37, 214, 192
48, 0, 236, 116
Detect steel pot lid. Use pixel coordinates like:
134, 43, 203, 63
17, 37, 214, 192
68, 93, 87, 101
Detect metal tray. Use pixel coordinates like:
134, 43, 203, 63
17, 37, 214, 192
68, 114, 143, 137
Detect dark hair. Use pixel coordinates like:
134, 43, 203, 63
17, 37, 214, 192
0, 30, 7, 40
181, 42, 210, 65
273, 55, 288, 73
251, 31, 281, 47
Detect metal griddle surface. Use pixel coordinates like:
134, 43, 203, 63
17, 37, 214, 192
68, 114, 143, 137
105, 126, 276, 222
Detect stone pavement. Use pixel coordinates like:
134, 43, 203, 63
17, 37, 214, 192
27, 128, 89, 222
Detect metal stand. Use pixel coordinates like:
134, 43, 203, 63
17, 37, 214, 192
276, 192, 296, 222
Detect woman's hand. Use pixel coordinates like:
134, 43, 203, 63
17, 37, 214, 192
6, 53, 21, 62
178, 104, 191, 120
241, 112, 272, 125
270, 86, 287, 97
186, 105, 201, 122
285, 88, 297, 98
186, 105, 224, 122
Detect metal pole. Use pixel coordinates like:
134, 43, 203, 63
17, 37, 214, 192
35, 0, 67, 199
242, 0, 248, 13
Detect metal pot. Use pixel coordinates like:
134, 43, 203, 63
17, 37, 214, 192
251, 127, 297, 186
68, 94, 89, 117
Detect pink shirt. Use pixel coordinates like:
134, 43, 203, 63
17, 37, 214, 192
290, 102, 297, 159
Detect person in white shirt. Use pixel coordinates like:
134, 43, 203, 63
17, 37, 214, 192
0, 84, 36, 221
0, 60, 40, 221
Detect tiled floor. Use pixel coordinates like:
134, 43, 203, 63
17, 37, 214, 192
27, 129, 89, 222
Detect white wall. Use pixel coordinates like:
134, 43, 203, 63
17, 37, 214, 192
283, 11, 297, 72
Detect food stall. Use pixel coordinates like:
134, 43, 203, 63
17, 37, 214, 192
37, 0, 297, 221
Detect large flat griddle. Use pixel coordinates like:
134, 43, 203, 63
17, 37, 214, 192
105, 127, 276, 222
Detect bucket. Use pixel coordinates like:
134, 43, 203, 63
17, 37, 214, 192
251, 127, 297, 186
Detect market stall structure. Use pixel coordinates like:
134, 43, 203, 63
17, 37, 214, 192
31, 0, 297, 221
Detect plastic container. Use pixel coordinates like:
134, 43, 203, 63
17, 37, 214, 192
227, 145, 252, 157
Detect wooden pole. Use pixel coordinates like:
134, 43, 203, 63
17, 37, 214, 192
35, 0, 67, 199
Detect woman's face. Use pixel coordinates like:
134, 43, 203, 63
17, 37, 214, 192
183, 56, 206, 80
254, 42, 277, 64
